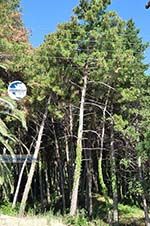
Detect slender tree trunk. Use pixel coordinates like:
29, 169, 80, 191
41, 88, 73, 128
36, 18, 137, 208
19, 96, 51, 216
110, 118, 119, 226
65, 131, 69, 163
64, 129, 72, 194
92, 173, 99, 193
12, 156, 28, 208
39, 153, 44, 211
69, 103, 74, 194
52, 117, 66, 214
138, 156, 150, 226
69, 103, 73, 138
45, 163, 51, 204
70, 67, 88, 216
97, 90, 111, 223
85, 150, 93, 218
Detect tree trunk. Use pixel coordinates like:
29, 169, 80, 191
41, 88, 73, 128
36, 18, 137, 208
69, 103, 74, 193
97, 90, 111, 223
12, 156, 28, 208
45, 163, 51, 204
110, 118, 119, 226
52, 117, 66, 214
39, 153, 44, 211
70, 67, 88, 216
85, 149, 93, 218
64, 129, 72, 195
19, 96, 51, 216
138, 156, 150, 226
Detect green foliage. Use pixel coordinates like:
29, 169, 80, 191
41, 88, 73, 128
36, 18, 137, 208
125, 126, 139, 141
12, 109, 27, 130
0, 0, 149, 224
136, 131, 150, 160
0, 118, 13, 138
119, 204, 144, 223
0, 97, 27, 154
0, 175, 4, 185
120, 158, 132, 169
65, 210, 89, 226
0, 202, 18, 216
0, 136, 15, 156
74, 0, 111, 22
0, 0, 30, 73
128, 180, 143, 196
113, 114, 128, 132
91, 194, 144, 225
120, 87, 140, 102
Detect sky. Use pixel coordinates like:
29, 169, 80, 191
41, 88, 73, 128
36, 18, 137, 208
20, 0, 150, 66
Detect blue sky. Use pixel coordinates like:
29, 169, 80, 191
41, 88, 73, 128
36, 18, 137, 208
21, 0, 150, 66
21, 0, 78, 47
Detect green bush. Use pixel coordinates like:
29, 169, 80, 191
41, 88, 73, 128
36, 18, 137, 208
0, 202, 18, 216
65, 209, 89, 226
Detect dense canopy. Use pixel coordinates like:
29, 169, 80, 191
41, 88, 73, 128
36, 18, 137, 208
0, 1, 150, 225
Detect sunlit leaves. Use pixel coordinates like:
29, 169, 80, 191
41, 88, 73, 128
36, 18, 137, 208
120, 88, 140, 102
0, 118, 13, 138
12, 109, 27, 130
113, 114, 128, 132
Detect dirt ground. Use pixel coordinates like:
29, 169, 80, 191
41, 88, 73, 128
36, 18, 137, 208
0, 215, 66, 226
